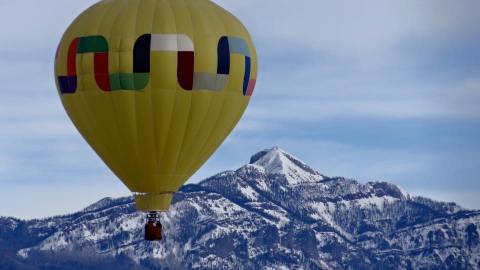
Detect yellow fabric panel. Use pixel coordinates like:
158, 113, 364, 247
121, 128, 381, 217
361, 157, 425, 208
55, 0, 257, 211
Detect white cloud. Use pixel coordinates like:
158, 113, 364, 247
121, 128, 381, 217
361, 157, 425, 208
215, 0, 480, 58
214, 0, 480, 121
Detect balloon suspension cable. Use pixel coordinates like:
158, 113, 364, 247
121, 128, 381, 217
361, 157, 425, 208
144, 211, 163, 241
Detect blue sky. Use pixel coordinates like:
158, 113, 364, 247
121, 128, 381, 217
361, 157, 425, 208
0, 0, 479, 219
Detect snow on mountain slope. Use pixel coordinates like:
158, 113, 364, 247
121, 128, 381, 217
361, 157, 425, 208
250, 147, 324, 185
1, 147, 479, 270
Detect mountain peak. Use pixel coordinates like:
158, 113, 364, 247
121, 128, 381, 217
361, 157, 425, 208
249, 146, 283, 165
249, 147, 323, 184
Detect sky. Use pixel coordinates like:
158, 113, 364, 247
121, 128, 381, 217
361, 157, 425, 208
0, 0, 479, 219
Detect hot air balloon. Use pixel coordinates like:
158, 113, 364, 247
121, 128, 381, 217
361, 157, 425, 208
55, 0, 257, 241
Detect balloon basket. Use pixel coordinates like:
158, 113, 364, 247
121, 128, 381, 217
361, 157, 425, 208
144, 211, 163, 241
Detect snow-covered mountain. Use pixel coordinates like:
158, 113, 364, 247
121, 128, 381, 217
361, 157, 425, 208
1, 147, 479, 269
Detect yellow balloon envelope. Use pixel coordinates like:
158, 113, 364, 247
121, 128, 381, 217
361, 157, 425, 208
55, 0, 257, 212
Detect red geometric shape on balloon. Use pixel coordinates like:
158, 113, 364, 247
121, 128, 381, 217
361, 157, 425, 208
245, 79, 256, 96
177, 51, 195, 91
67, 38, 80, 76
94, 52, 111, 92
